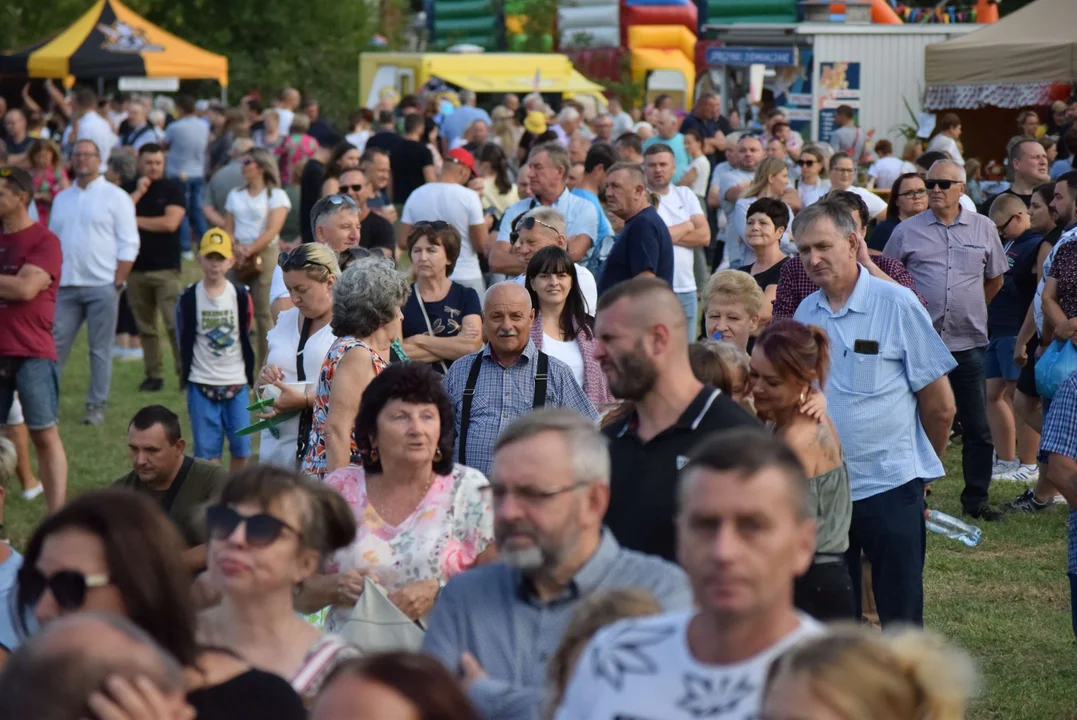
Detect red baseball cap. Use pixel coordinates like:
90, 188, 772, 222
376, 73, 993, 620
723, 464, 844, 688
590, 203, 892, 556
445, 148, 476, 176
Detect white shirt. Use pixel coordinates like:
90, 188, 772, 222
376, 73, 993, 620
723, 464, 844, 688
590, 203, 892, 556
189, 281, 248, 386
401, 183, 486, 282
654, 185, 706, 293
259, 307, 338, 469
269, 264, 289, 304
926, 133, 964, 166
276, 108, 295, 135
509, 262, 598, 315
76, 111, 117, 173
555, 610, 822, 720
959, 193, 979, 214
345, 130, 371, 152
543, 333, 585, 388
686, 155, 710, 199
844, 185, 888, 219
225, 187, 291, 244
797, 178, 830, 207
867, 157, 916, 193
50, 176, 140, 287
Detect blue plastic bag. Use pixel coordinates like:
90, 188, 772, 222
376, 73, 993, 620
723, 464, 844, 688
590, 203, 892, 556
1035, 340, 1077, 399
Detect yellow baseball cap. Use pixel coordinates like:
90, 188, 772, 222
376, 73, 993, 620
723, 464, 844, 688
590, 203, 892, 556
199, 228, 233, 259
523, 111, 547, 136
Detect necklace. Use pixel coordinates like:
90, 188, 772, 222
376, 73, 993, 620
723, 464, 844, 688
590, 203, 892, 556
367, 471, 436, 525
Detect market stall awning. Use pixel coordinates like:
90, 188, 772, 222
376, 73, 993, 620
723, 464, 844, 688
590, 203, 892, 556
924, 0, 1075, 108
0, 0, 228, 86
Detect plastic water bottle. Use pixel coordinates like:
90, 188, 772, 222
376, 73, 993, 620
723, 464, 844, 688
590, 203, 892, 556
926, 510, 982, 547
711, 330, 724, 341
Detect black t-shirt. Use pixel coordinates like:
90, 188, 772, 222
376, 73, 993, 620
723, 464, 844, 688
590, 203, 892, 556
133, 178, 186, 272
740, 257, 786, 292
989, 229, 1046, 337
389, 139, 433, 204
366, 130, 405, 157
597, 206, 674, 296
360, 210, 395, 255
679, 113, 734, 164
604, 387, 760, 561
402, 282, 481, 371
997, 188, 1033, 208
6, 136, 32, 155
188, 669, 305, 720
299, 159, 326, 245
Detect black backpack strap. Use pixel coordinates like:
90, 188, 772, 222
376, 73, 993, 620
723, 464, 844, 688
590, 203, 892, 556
162, 457, 194, 513
294, 317, 315, 463
458, 352, 485, 467
533, 352, 548, 409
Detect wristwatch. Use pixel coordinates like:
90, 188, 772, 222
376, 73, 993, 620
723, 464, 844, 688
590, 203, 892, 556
115, 281, 127, 292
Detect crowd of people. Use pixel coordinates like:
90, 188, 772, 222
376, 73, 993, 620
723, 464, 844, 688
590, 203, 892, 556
3, 81, 1077, 719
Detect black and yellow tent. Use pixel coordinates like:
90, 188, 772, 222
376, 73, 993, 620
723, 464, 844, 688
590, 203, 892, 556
0, 0, 227, 87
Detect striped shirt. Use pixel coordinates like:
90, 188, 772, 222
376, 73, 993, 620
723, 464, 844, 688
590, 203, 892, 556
1038, 373, 1077, 574
795, 266, 957, 501
422, 530, 693, 720
882, 207, 1008, 352
443, 341, 598, 478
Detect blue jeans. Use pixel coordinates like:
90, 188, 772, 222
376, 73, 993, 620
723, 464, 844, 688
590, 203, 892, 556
0, 358, 60, 430
53, 285, 119, 408
177, 177, 208, 252
186, 384, 252, 460
676, 290, 698, 341
948, 347, 994, 509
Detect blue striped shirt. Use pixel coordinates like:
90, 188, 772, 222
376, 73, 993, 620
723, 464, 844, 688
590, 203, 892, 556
795, 265, 957, 501
443, 341, 598, 479
422, 530, 693, 720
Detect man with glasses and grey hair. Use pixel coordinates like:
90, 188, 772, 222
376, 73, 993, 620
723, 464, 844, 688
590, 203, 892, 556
423, 408, 690, 720
269, 193, 361, 321
508, 206, 598, 313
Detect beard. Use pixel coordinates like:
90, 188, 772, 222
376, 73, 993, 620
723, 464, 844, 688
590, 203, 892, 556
603, 345, 659, 401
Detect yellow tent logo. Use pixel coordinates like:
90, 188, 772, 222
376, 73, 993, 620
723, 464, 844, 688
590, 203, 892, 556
97, 22, 163, 53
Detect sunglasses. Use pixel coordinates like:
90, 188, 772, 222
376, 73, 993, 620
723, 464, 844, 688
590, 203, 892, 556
996, 212, 1025, 234
925, 179, 958, 190
516, 216, 559, 234
20, 567, 110, 611
325, 193, 358, 208
340, 184, 364, 193
415, 220, 449, 231
205, 504, 302, 547
796, 159, 816, 167
277, 248, 327, 272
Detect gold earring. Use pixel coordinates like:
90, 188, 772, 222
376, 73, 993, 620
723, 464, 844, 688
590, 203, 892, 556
369, 447, 379, 462
799, 390, 806, 405
434, 448, 443, 461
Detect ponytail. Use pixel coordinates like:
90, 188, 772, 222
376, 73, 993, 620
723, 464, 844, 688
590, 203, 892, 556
308, 482, 358, 555
809, 324, 831, 390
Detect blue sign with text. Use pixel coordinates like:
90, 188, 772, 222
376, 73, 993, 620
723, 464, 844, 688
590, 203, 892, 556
706, 47, 796, 67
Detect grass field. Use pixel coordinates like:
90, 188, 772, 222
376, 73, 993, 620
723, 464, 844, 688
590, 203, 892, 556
6, 293, 1077, 717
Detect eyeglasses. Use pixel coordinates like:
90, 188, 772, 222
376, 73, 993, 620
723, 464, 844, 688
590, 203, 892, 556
19, 567, 110, 610
481, 481, 588, 506
898, 188, 929, 199
796, 159, 816, 167
925, 179, 959, 190
996, 212, 1024, 234
340, 184, 364, 193
831, 166, 856, 174
205, 504, 302, 547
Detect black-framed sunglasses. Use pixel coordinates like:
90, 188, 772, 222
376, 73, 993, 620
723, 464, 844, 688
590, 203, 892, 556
205, 504, 302, 547
340, 183, 365, 194
925, 179, 958, 190
19, 567, 110, 610
996, 212, 1024, 234
324, 193, 358, 208
277, 248, 325, 272
796, 159, 816, 167
414, 220, 449, 231
516, 216, 559, 234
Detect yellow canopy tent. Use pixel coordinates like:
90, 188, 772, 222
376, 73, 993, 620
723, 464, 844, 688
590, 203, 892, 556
0, 0, 227, 87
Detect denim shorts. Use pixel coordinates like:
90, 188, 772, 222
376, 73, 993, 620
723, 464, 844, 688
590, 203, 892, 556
186, 384, 252, 460
0, 358, 59, 431
985, 336, 1021, 381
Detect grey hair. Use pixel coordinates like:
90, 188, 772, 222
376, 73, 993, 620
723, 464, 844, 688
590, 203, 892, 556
529, 142, 571, 180
927, 159, 967, 182
484, 281, 532, 310
460, 89, 477, 105
310, 193, 360, 237
330, 256, 409, 338
230, 137, 254, 158
558, 107, 580, 124
522, 206, 567, 235
494, 408, 610, 485
107, 150, 138, 185
790, 200, 858, 241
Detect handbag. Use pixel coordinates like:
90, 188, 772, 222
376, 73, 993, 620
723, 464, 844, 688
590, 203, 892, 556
413, 286, 449, 373
339, 578, 426, 654
233, 189, 271, 283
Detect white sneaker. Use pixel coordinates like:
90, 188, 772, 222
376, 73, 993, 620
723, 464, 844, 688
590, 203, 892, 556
1055, 494, 1068, 505
20, 484, 43, 501
1006, 464, 1040, 482
991, 459, 1019, 479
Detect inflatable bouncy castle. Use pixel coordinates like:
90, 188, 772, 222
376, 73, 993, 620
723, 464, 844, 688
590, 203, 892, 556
622, 0, 698, 106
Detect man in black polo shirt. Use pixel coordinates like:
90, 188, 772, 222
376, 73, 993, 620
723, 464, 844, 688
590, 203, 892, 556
112, 405, 227, 572
127, 143, 186, 393
595, 278, 759, 561
678, 92, 732, 165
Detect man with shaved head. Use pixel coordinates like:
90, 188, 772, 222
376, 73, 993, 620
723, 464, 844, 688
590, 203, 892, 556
597, 277, 758, 560
444, 282, 598, 478
884, 158, 1008, 521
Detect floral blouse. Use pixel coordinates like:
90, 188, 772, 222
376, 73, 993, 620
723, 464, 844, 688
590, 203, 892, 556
322, 463, 494, 633
301, 336, 387, 479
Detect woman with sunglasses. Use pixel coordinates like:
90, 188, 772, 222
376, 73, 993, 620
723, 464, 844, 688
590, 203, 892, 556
524, 246, 612, 407
199, 465, 360, 705
401, 223, 483, 373
867, 173, 928, 252
298, 362, 495, 632
319, 141, 361, 197
224, 146, 291, 363
16, 489, 307, 719
256, 244, 342, 469
302, 255, 410, 479
794, 145, 830, 208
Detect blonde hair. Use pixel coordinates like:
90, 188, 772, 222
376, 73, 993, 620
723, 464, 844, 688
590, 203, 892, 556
745, 157, 789, 199
765, 625, 978, 720
289, 112, 311, 134
689, 340, 751, 397
988, 190, 1026, 222
281, 242, 342, 283
703, 269, 764, 318
545, 589, 662, 718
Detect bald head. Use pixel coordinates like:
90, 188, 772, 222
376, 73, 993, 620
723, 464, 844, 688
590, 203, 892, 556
927, 159, 966, 182
598, 276, 686, 332
485, 281, 532, 311
483, 282, 534, 360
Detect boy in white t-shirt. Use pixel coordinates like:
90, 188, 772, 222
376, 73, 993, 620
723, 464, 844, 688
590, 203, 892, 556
176, 229, 256, 467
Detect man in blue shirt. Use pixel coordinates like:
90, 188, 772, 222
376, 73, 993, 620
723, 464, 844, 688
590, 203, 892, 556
423, 409, 691, 720
792, 201, 957, 627
641, 110, 689, 182
163, 95, 210, 254
598, 163, 674, 296
440, 90, 492, 149
573, 143, 616, 275
443, 282, 598, 479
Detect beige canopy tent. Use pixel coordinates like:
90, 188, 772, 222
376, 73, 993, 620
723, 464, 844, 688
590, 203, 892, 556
924, 0, 1075, 109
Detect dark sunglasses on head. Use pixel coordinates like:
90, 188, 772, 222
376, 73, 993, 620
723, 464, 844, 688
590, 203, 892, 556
925, 179, 958, 190
205, 504, 302, 547
415, 220, 449, 230
516, 215, 559, 234
20, 567, 110, 611
340, 184, 364, 193
277, 248, 323, 272
796, 159, 816, 167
